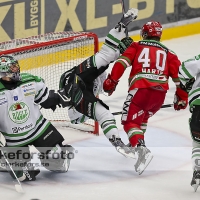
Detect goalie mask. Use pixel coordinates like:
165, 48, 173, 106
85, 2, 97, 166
141, 21, 162, 40
0, 55, 21, 81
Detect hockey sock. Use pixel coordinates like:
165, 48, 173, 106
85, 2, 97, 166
128, 134, 144, 147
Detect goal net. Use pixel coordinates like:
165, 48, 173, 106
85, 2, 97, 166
0, 31, 99, 135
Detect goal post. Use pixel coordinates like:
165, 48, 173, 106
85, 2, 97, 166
0, 31, 99, 135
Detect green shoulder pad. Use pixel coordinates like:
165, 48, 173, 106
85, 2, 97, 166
20, 73, 44, 83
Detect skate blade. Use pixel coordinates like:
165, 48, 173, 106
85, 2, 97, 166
192, 179, 200, 192
137, 154, 153, 175
15, 184, 24, 193
116, 147, 136, 159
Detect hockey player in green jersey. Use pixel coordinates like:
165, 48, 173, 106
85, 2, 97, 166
0, 55, 74, 182
179, 54, 200, 192
59, 8, 138, 160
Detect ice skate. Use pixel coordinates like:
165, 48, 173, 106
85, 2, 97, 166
134, 139, 153, 175
191, 169, 200, 192
109, 135, 136, 159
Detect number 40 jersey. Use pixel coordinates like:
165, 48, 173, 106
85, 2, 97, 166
110, 40, 181, 91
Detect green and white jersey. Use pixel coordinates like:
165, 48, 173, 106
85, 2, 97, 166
0, 73, 50, 147
179, 54, 200, 107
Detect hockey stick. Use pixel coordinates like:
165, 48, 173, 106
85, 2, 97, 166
112, 104, 173, 116
120, 0, 129, 37
0, 147, 24, 193
120, 0, 126, 15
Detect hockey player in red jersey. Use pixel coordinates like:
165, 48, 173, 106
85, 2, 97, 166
103, 21, 188, 175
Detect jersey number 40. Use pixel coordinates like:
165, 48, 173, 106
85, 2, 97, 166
138, 47, 167, 71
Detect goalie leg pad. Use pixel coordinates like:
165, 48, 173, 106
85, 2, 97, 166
40, 144, 75, 173
190, 105, 200, 143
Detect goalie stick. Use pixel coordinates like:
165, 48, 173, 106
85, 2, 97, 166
112, 104, 173, 116
0, 146, 24, 193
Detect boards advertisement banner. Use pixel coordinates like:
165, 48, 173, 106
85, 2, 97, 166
0, 0, 199, 42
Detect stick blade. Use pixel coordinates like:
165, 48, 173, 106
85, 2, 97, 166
15, 184, 24, 193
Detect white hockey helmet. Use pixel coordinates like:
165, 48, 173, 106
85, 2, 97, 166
0, 55, 21, 81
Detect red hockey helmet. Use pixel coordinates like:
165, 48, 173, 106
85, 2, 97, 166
141, 21, 162, 40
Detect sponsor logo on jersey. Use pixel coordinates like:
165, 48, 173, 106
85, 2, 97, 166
24, 91, 35, 97
9, 102, 30, 124
22, 83, 34, 88
12, 123, 33, 133
23, 87, 35, 92
0, 100, 7, 105
139, 41, 168, 52
133, 73, 167, 83
14, 96, 18, 101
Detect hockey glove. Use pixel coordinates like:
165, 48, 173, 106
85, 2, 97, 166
174, 87, 188, 111
57, 88, 71, 108
118, 37, 133, 54
115, 8, 138, 32
180, 78, 195, 93
103, 74, 118, 96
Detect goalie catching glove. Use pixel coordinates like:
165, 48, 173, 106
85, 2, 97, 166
103, 74, 118, 96
173, 87, 188, 111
